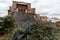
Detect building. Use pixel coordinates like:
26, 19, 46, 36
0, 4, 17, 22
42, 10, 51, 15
33, 14, 48, 22
49, 17, 60, 23
8, 1, 48, 27
8, 1, 35, 15
39, 16, 48, 22
8, 1, 37, 27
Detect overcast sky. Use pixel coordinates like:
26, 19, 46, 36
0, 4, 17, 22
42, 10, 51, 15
0, 0, 60, 18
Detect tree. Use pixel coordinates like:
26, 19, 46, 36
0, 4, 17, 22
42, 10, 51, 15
28, 22, 60, 40
0, 16, 15, 35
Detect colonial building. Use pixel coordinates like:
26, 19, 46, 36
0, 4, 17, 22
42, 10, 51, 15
8, 1, 35, 15
8, 1, 48, 27
8, 1, 37, 26
39, 16, 48, 22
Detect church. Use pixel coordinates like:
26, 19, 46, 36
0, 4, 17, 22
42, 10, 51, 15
8, 1, 48, 27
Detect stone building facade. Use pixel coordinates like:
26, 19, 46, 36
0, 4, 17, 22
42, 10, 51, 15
8, 1, 35, 15
8, 1, 37, 26
8, 1, 48, 27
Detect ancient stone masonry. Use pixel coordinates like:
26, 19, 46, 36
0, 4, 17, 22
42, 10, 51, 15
8, 1, 37, 26
8, 1, 48, 27
8, 1, 35, 15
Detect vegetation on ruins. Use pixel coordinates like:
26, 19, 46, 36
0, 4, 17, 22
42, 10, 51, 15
27, 22, 60, 40
12, 22, 60, 40
0, 16, 60, 40
1, 1, 60, 40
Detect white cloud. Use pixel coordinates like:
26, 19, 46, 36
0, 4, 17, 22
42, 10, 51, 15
31, 0, 60, 18
13, 0, 35, 3
0, 0, 60, 18
0, 11, 8, 17
0, 0, 12, 17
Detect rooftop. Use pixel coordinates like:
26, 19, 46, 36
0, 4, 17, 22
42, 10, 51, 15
13, 1, 31, 5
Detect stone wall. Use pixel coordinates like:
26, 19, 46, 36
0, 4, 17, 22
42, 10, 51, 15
8, 1, 48, 27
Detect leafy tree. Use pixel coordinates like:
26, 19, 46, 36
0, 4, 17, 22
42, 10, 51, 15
0, 16, 15, 35
12, 22, 60, 40
28, 22, 60, 40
